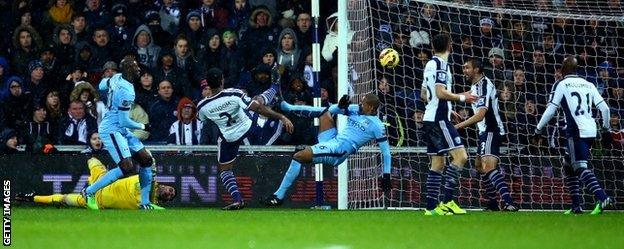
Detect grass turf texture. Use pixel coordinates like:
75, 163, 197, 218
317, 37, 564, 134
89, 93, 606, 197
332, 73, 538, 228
12, 208, 624, 249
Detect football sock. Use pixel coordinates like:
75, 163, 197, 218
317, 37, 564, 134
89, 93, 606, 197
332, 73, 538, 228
578, 168, 608, 202
86, 167, 123, 196
259, 83, 280, 105
280, 101, 326, 118
426, 170, 443, 210
443, 164, 461, 203
564, 175, 582, 208
485, 169, 513, 205
34, 194, 62, 205
274, 160, 302, 199
62, 194, 83, 207
139, 167, 153, 205
220, 170, 243, 203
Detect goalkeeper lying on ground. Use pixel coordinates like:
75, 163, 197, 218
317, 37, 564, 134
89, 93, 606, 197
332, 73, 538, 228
15, 157, 176, 209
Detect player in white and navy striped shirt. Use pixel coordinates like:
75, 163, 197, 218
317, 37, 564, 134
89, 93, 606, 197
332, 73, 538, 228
455, 58, 518, 212
197, 68, 294, 210
420, 34, 478, 215
535, 56, 612, 215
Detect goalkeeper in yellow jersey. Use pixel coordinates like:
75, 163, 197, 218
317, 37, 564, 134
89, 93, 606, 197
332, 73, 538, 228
15, 157, 176, 209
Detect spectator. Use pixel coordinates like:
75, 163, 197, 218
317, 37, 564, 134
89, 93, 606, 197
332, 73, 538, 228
180, 10, 206, 54
152, 49, 191, 99
39, 43, 62, 84
57, 100, 97, 145
228, 0, 252, 33
0, 128, 19, 154
82, 0, 110, 27
135, 68, 159, 110
156, 0, 181, 35
101, 61, 118, 79
595, 61, 617, 96
23, 60, 48, 103
195, 0, 229, 29
602, 113, 624, 152
294, 12, 312, 52
69, 82, 105, 124
541, 31, 563, 62
240, 6, 279, 69
199, 28, 222, 71
525, 48, 554, 93
75, 41, 96, 72
475, 17, 503, 54
515, 98, 540, 146
2, 76, 32, 130
132, 25, 162, 69
42, 0, 75, 29
52, 24, 76, 76
43, 89, 63, 131
130, 103, 150, 141
10, 25, 42, 77
607, 81, 624, 112
80, 131, 105, 154
168, 97, 202, 145
148, 80, 179, 142
405, 108, 427, 147
417, 3, 443, 38
23, 102, 56, 152
0, 57, 10, 100
243, 64, 272, 98
506, 18, 534, 54
221, 30, 243, 88
70, 12, 88, 43
107, 4, 133, 49
484, 47, 511, 85
275, 28, 302, 71
172, 35, 202, 94
144, 10, 173, 49
59, 65, 86, 106
89, 26, 117, 71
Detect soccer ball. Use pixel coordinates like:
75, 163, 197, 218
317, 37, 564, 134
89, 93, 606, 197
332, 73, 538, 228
379, 48, 400, 69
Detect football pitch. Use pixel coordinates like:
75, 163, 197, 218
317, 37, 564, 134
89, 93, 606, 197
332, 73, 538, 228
10, 208, 624, 249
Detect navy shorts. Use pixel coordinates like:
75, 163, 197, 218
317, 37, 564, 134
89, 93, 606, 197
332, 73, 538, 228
423, 120, 464, 156
565, 137, 593, 165
217, 129, 253, 164
477, 132, 502, 158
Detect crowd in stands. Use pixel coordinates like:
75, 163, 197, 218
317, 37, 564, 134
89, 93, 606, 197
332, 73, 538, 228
0, 0, 339, 154
0, 0, 623, 156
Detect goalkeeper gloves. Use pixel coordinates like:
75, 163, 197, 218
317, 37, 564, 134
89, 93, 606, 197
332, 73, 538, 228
143, 123, 152, 132
381, 173, 391, 192
338, 94, 351, 114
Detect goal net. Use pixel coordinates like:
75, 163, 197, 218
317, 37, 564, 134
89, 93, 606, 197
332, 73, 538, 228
345, 0, 624, 210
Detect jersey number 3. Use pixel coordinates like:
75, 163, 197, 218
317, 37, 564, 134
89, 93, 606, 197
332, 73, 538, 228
219, 112, 237, 127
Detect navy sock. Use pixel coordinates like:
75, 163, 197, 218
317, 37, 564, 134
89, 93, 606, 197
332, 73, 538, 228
564, 175, 582, 208
443, 164, 461, 203
426, 170, 443, 210
274, 160, 302, 199
486, 169, 513, 205
280, 101, 326, 118
578, 168, 608, 202
260, 83, 280, 105
138, 167, 153, 205
86, 167, 123, 196
481, 174, 498, 206
220, 170, 243, 203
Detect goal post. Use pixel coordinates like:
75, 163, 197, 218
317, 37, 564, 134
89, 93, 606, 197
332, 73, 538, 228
340, 0, 624, 210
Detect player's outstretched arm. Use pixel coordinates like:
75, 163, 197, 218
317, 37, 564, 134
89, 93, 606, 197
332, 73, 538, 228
435, 85, 477, 104
249, 101, 294, 133
119, 110, 146, 130
455, 108, 486, 129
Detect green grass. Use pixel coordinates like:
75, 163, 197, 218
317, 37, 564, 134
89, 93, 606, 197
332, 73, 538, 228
10, 208, 624, 249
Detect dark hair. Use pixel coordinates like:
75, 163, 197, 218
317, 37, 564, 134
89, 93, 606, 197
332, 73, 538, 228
206, 68, 223, 89
364, 93, 380, 110
431, 34, 451, 53
466, 58, 483, 73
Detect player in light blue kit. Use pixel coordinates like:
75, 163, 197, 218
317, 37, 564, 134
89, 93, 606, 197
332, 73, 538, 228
264, 94, 393, 205
82, 56, 162, 210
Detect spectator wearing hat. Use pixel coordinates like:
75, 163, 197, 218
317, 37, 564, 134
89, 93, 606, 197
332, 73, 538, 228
83, 0, 110, 27
58, 100, 97, 145
2, 76, 32, 130
153, 49, 192, 98
198, 28, 222, 70
180, 10, 207, 54
135, 68, 159, 110
132, 24, 162, 69
102, 61, 118, 79
0, 128, 19, 155
194, 0, 229, 29
144, 10, 173, 48
42, 0, 75, 29
107, 4, 134, 49
52, 24, 77, 76
69, 82, 106, 124
39, 43, 62, 84
240, 6, 279, 70
22, 102, 57, 152
156, 0, 181, 35
59, 64, 86, 108
70, 12, 89, 43
10, 25, 43, 77
148, 80, 179, 142
24, 60, 49, 103
220, 30, 243, 88
275, 28, 302, 72
167, 97, 202, 145
474, 17, 503, 55
484, 47, 512, 86
242, 64, 272, 99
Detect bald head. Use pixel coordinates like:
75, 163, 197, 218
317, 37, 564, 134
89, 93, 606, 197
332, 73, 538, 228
561, 55, 578, 76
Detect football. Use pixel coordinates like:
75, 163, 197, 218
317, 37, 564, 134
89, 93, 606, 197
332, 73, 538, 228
379, 48, 400, 69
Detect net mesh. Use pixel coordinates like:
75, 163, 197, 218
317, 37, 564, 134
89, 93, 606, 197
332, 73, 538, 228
346, 0, 624, 210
